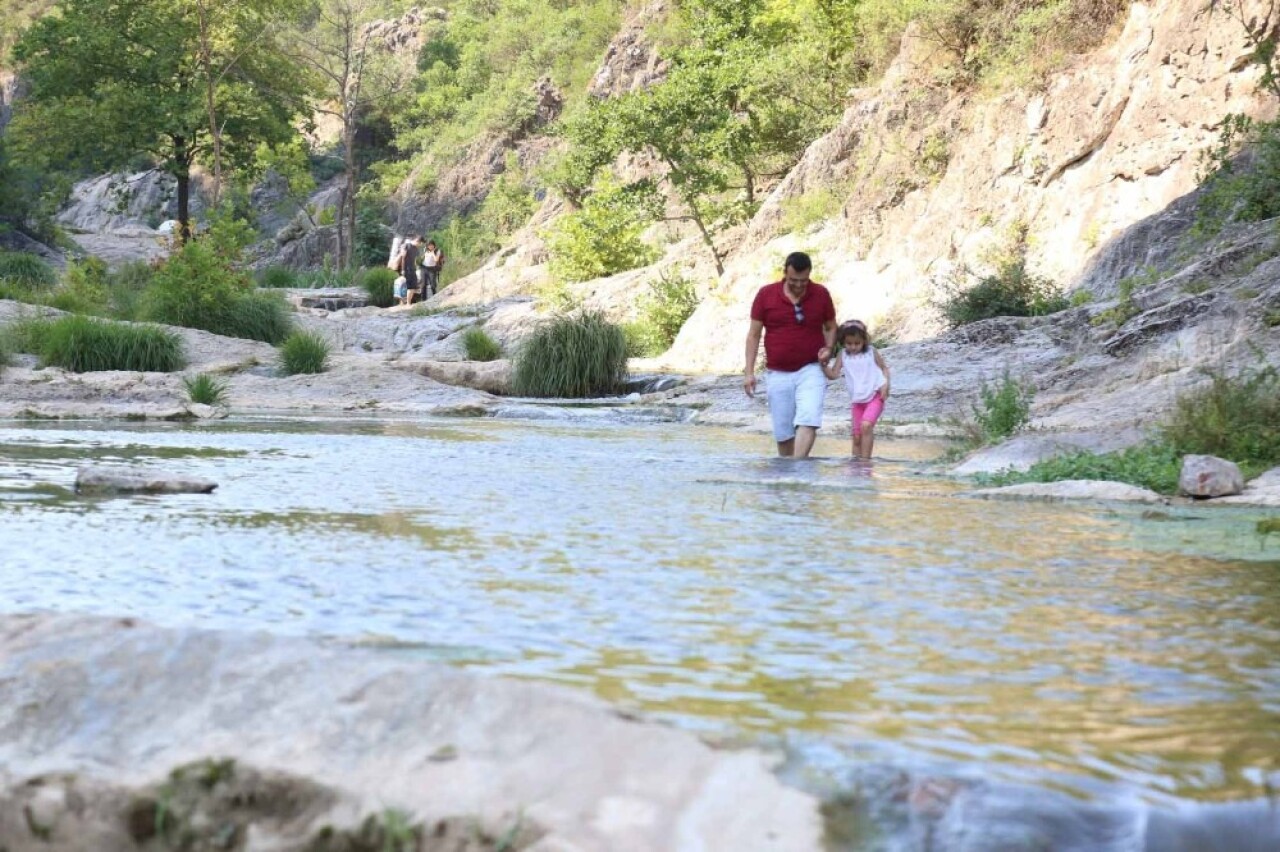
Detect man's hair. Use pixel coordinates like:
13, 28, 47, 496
783, 252, 812, 274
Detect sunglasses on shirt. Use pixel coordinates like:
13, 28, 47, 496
793, 302, 805, 324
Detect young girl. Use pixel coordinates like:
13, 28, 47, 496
822, 320, 891, 459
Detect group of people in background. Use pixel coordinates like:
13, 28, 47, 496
745, 251, 891, 461
389, 234, 445, 306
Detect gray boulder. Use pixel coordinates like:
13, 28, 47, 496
1178, 455, 1244, 498
75, 467, 218, 495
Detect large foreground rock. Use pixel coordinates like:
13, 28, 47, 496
0, 614, 820, 852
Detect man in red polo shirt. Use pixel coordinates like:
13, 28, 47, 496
744, 252, 837, 458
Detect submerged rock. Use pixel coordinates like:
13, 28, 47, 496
967, 480, 1166, 503
0, 614, 820, 851
75, 467, 218, 495
1178, 455, 1244, 498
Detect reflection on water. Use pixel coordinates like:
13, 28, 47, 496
1, 417, 1278, 838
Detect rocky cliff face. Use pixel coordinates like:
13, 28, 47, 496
667, 0, 1276, 373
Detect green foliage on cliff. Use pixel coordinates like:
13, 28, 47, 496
545, 178, 660, 283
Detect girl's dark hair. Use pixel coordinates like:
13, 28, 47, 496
837, 320, 869, 345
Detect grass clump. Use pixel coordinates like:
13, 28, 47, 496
18, 315, 185, 373
256, 266, 298, 289
360, 266, 398, 309
278, 330, 331, 375
512, 312, 628, 398
462, 326, 502, 361
0, 250, 57, 289
182, 373, 229, 406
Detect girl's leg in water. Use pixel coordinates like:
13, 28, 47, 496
859, 423, 876, 459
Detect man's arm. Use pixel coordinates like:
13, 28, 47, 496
820, 319, 837, 360
744, 319, 764, 397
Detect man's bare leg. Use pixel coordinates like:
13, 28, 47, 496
777, 438, 795, 457
793, 426, 817, 458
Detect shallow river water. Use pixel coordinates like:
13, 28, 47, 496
1, 416, 1278, 849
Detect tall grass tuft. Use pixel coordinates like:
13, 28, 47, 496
1161, 364, 1280, 471
182, 373, 229, 406
360, 267, 398, 308
0, 251, 57, 289
512, 312, 627, 398
256, 266, 299, 289
22, 316, 185, 373
278, 330, 331, 375
462, 326, 502, 361
219, 290, 294, 344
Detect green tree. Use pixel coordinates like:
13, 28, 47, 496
9, 0, 305, 240
288, 0, 414, 267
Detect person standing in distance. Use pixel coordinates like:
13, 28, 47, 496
743, 252, 837, 458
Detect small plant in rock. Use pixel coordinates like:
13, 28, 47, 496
360, 266, 398, 309
462, 326, 502, 361
512, 312, 628, 398
182, 373, 229, 406
966, 370, 1032, 444
278, 330, 331, 375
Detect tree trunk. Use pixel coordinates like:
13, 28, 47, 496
341, 128, 358, 268
174, 136, 191, 245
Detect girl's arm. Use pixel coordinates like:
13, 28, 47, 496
874, 349, 891, 397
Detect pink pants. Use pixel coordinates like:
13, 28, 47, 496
851, 396, 884, 438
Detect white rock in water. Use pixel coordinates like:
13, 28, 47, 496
1178, 455, 1244, 498
75, 467, 218, 495
967, 480, 1166, 503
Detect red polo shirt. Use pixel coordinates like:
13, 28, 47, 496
751, 280, 835, 373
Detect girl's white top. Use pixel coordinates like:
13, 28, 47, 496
842, 346, 885, 403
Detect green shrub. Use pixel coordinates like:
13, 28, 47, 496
257, 266, 298, 289
544, 179, 659, 283
968, 371, 1032, 443
936, 259, 1068, 328
461, 326, 502, 361
360, 266, 398, 308
182, 373, 229, 406
278, 330, 331, 375
512, 312, 628, 398
106, 261, 156, 321
622, 321, 663, 358
0, 251, 56, 289
1161, 364, 1280, 471
48, 257, 112, 315
980, 443, 1183, 495
628, 269, 699, 355
144, 244, 292, 343
1196, 116, 1280, 234
21, 315, 185, 373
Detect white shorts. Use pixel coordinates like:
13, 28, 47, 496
766, 362, 827, 441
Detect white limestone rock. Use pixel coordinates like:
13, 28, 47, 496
1178, 455, 1244, 498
